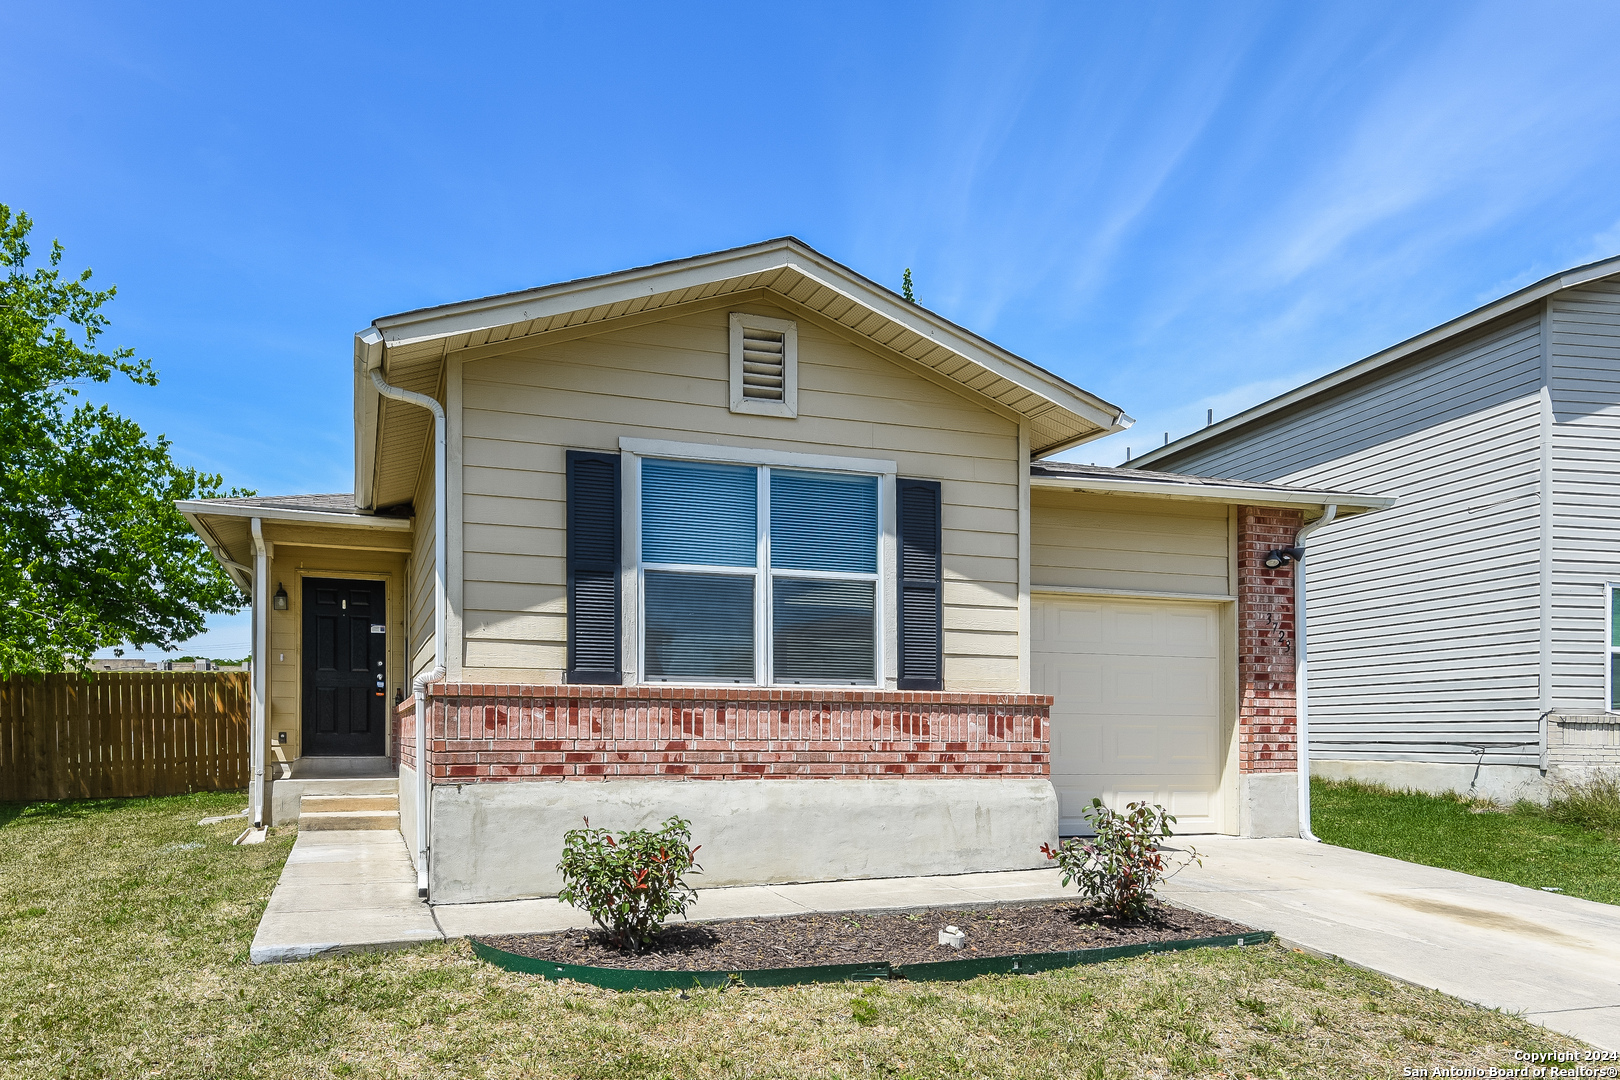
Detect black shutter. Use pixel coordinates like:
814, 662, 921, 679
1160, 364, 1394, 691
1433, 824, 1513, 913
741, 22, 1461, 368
566, 450, 621, 684
896, 478, 943, 691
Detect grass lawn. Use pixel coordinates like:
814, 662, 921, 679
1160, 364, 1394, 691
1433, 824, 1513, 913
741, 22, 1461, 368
1311, 776, 1620, 906
0, 794, 1583, 1079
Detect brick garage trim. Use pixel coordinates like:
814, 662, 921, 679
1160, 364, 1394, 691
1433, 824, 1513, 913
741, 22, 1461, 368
391, 686, 1050, 783
1237, 506, 1303, 774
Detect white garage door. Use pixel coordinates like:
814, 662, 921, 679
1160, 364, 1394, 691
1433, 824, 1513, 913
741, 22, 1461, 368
1033, 595, 1227, 835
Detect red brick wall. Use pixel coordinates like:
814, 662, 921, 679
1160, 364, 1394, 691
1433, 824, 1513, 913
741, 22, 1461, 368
1237, 506, 1304, 774
393, 697, 415, 771
393, 685, 1050, 783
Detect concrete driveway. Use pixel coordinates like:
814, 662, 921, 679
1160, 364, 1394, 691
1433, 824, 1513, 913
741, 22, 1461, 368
1158, 835, 1620, 1050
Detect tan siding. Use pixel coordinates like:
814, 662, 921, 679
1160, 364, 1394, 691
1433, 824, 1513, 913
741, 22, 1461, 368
409, 438, 437, 677
458, 301, 1021, 690
1030, 490, 1231, 596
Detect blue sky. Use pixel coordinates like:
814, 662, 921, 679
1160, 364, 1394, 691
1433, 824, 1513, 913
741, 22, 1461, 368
5, 1, 1620, 659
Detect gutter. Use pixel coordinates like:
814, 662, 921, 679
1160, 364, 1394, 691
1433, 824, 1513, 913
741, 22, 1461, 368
1029, 474, 1393, 515
1294, 504, 1337, 842
360, 327, 446, 899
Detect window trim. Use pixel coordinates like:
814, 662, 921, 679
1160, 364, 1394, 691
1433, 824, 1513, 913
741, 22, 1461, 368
619, 437, 897, 688
728, 312, 798, 418
1608, 582, 1620, 714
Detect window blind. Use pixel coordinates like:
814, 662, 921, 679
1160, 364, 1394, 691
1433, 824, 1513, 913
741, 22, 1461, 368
644, 571, 755, 681
641, 458, 757, 567
769, 470, 878, 573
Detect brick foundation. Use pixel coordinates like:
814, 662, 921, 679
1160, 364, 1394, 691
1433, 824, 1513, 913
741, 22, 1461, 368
392, 685, 1050, 783
1237, 506, 1303, 774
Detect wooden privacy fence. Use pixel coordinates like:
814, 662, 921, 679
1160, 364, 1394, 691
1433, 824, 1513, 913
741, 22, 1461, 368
0, 671, 251, 802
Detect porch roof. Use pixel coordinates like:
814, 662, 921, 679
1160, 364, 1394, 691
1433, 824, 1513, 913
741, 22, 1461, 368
177, 493, 412, 594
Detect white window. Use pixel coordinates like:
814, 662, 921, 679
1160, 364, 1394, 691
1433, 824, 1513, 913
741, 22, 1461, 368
729, 312, 797, 418
621, 439, 895, 686
1608, 583, 1620, 712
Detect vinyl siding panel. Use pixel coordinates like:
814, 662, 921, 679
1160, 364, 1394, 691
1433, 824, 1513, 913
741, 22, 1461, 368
1549, 279, 1620, 713
1029, 490, 1230, 596
409, 437, 438, 677
1160, 315, 1547, 767
458, 301, 1022, 690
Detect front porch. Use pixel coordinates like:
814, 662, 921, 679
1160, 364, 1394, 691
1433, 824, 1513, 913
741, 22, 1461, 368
176, 494, 415, 827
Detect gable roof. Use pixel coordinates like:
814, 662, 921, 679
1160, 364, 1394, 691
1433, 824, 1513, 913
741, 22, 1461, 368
1131, 254, 1620, 471
352, 237, 1134, 508
1030, 461, 1392, 519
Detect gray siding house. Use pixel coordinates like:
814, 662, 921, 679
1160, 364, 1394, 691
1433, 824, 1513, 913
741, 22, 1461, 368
1133, 256, 1620, 801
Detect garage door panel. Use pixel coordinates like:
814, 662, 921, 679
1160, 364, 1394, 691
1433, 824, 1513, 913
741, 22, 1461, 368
1035, 595, 1226, 835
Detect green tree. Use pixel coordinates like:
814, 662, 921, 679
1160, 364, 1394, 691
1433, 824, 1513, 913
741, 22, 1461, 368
0, 204, 246, 676
901, 267, 917, 304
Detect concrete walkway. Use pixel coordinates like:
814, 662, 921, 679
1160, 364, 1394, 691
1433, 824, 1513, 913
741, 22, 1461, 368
1158, 836, 1620, 1051
252, 830, 1620, 1050
250, 828, 1075, 963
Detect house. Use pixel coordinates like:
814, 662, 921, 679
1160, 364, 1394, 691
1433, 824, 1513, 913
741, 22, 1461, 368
178, 238, 1387, 904
1132, 256, 1620, 802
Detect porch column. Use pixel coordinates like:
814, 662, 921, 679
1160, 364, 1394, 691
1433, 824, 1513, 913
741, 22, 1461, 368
250, 518, 269, 828
1236, 506, 1304, 836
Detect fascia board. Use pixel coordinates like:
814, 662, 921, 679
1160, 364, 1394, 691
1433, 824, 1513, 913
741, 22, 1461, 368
1133, 254, 1620, 469
1029, 474, 1395, 514
368, 237, 1131, 435
353, 338, 380, 511
175, 501, 413, 530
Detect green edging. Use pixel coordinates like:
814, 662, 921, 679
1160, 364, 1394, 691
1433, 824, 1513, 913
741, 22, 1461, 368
470, 930, 1273, 991
893, 931, 1272, 982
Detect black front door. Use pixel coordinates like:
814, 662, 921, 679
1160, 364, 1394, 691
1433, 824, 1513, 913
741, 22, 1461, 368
302, 577, 387, 757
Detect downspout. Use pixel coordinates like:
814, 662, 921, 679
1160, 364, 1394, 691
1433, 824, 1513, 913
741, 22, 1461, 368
1296, 504, 1337, 842
250, 518, 268, 829
362, 330, 446, 899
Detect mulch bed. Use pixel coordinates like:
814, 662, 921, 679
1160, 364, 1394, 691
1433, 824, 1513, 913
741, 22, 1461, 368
477, 901, 1255, 971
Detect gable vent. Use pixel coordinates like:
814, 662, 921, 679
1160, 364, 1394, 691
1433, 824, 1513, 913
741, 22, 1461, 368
741, 328, 786, 400
729, 312, 799, 417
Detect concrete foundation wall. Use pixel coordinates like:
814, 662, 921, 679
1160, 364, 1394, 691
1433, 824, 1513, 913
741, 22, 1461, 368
1312, 758, 1546, 804
399, 763, 419, 869
1238, 771, 1299, 837
427, 777, 1060, 904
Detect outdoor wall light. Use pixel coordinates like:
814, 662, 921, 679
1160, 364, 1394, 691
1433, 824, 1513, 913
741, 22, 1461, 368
1262, 547, 1306, 569
272, 583, 289, 610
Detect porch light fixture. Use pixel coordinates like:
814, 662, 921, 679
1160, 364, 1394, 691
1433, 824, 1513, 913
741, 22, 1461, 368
272, 583, 288, 610
1263, 547, 1305, 569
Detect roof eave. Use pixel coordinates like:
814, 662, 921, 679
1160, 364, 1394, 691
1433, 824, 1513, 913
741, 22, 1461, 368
1132, 253, 1620, 469
1029, 473, 1394, 516
174, 500, 413, 530
366, 237, 1130, 439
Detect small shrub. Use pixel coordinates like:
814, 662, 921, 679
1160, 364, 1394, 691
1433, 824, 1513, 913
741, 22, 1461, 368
1543, 770, 1620, 836
1040, 799, 1198, 921
556, 816, 702, 953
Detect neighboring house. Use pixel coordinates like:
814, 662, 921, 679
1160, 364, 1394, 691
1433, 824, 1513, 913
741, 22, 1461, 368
178, 238, 1385, 903
1133, 256, 1620, 802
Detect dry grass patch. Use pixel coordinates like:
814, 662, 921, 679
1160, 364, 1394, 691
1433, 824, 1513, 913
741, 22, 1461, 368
0, 794, 1585, 1079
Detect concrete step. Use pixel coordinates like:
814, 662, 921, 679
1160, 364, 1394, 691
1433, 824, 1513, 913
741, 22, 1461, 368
289, 755, 394, 779
270, 776, 397, 825
301, 794, 399, 814
299, 810, 401, 832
